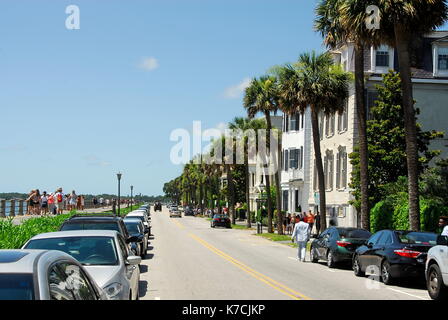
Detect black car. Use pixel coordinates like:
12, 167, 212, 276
124, 219, 149, 258
353, 230, 437, 285
310, 227, 372, 268
154, 202, 162, 212
59, 214, 131, 242
211, 214, 231, 228
184, 206, 194, 216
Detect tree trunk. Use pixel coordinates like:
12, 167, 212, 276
245, 141, 251, 228
265, 112, 274, 233
311, 107, 327, 232
275, 129, 283, 235
395, 24, 420, 231
354, 42, 370, 231
226, 164, 236, 225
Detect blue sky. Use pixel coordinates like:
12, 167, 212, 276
6, 1, 443, 196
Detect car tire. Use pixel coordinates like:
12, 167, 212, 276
310, 248, 318, 263
427, 264, 448, 300
327, 250, 335, 268
381, 260, 394, 285
353, 255, 365, 277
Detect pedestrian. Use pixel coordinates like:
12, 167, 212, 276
54, 188, 65, 215
69, 190, 77, 211
291, 215, 310, 262
77, 195, 81, 210
439, 216, 448, 236
41, 191, 49, 215
48, 192, 56, 215
26, 190, 36, 215
33, 189, 41, 215
307, 210, 315, 236
315, 211, 321, 234
329, 219, 336, 227
80, 195, 85, 210
99, 197, 104, 207
93, 197, 98, 208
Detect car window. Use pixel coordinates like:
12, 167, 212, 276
377, 231, 392, 246
57, 263, 97, 300
61, 222, 121, 233
117, 235, 129, 260
396, 232, 437, 245
337, 228, 372, 239
319, 229, 329, 239
124, 222, 141, 234
25, 237, 119, 266
367, 232, 383, 246
48, 265, 75, 300
0, 273, 34, 300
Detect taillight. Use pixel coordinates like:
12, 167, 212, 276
394, 249, 421, 258
336, 241, 352, 247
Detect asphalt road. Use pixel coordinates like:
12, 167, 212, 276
138, 207, 430, 300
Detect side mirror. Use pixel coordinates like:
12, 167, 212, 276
126, 236, 140, 243
366, 242, 373, 248
437, 235, 448, 246
126, 256, 142, 266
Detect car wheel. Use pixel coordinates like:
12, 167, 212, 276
327, 250, 335, 268
353, 255, 365, 277
381, 261, 394, 285
427, 264, 448, 300
310, 248, 318, 263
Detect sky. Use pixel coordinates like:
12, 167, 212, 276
11, 0, 448, 196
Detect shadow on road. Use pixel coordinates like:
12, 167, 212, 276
147, 246, 154, 251
139, 280, 148, 298
139, 264, 148, 273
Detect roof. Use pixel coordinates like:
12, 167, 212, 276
126, 212, 145, 216
67, 215, 121, 222
0, 249, 71, 273
28, 230, 119, 240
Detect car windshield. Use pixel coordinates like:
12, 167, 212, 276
125, 222, 141, 234
126, 216, 144, 223
61, 222, 121, 233
396, 232, 437, 245
0, 273, 34, 300
24, 236, 119, 266
338, 229, 371, 239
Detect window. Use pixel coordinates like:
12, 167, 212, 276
0, 274, 34, 300
284, 150, 289, 171
367, 232, 384, 246
58, 263, 97, 300
336, 147, 347, 189
338, 100, 348, 133
48, 265, 75, 300
282, 191, 289, 212
319, 113, 324, 140
439, 47, 448, 70
117, 234, 129, 260
365, 91, 378, 120
377, 232, 393, 246
289, 114, 297, 131
325, 114, 335, 137
376, 46, 390, 67
289, 149, 299, 169
295, 190, 300, 211
324, 150, 334, 190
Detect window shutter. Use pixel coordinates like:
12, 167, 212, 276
285, 150, 289, 171
336, 152, 341, 189
295, 114, 300, 130
342, 150, 347, 188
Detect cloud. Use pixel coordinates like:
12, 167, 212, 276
139, 57, 159, 71
83, 155, 111, 167
224, 78, 251, 99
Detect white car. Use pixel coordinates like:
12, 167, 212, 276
126, 211, 150, 229
23, 230, 141, 300
426, 235, 448, 300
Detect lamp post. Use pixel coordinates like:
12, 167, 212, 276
117, 172, 122, 216
257, 183, 266, 234
130, 185, 134, 211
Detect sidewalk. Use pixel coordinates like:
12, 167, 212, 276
7, 205, 116, 225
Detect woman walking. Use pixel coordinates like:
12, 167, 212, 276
33, 189, 41, 215
69, 190, 77, 211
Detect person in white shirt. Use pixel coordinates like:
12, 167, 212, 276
291, 214, 310, 262
54, 188, 65, 215
439, 217, 448, 236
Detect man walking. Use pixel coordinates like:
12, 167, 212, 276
291, 215, 310, 262
54, 188, 65, 215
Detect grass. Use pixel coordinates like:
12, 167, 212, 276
231, 224, 254, 230
102, 203, 144, 217
255, 233, 311, 250
0, 211, 76, 249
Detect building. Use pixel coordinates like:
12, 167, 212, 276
307, 31, 448, 228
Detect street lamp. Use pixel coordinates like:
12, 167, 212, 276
256, 183, 266, 234
117, 172, 122, 216
130, 185, 134, 210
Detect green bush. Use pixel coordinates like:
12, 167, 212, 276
370, 198, 394, 233
420, 198, 448, 232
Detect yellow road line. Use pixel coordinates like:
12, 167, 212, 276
188, 233, 312, 300
172, 219, 185, 229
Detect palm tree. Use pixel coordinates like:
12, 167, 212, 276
315, 0, 379, 230
228, 117, 267, 228
276, 51, 351, 232
244, 76, 282, 233
340, 0, 447, 230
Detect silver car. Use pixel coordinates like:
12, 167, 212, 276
0, 249, 107, 300
23, 230, 141, 300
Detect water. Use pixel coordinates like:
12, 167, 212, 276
3, 202, 28, 216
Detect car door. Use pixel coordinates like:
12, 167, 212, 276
117, 234, 139, 299
315, 229, 329, 258
372, 231, 392, 269
359, 232, 384, 272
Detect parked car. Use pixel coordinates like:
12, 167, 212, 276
184, 206, 194, 216
169, 208, 182, 218
59, 214, 130, 240
211, 214, 231, 228
353, 230, 437, 285
124, 218, 149, 258
23, 230, 141, 300
0, 249, 107, 300
154, 201, 162, 212
125, 212, 151, 235
310, 227, 372, 268
426, 235, 448, 300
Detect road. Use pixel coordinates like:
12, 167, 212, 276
138, 206, 430, 300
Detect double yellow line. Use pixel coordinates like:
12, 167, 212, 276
188, 233, 312, 300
